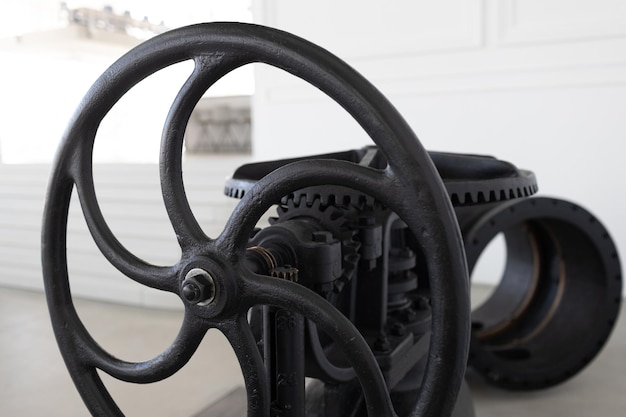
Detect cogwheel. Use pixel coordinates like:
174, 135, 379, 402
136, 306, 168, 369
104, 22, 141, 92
270, 265, 299, 282
282, 185, 377, 212
224, 147, 538, 207
272, 196, 362, 294
428, 151, 538, 206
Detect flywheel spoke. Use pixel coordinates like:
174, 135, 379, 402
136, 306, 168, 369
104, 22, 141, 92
84, 310, 210, 384
73, 173, 180, 293
160, 54, 249, 252
220, 314, 271, 417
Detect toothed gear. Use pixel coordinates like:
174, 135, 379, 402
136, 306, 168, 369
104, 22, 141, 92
270, 265, 299, 282
446, 174, 538, 206
281, 185, 377, 212
224, 147, 538, 207
272, 195, 364, 294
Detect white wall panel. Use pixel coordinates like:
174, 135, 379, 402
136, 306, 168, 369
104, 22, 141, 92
3, 0, 625, 308
263, 0, 483, 58
254, 1, 626, 158
497, 0, 626, 45
0, 156, 249, 308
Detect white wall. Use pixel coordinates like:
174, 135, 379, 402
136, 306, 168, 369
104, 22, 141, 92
2, 0, 625, 306
0, 13, 253, 307
253, 0, 626, 295
0, 157, 248, 308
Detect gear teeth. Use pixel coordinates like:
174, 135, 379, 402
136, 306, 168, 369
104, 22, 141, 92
287, 186, 378, 212
450, 181, 539, 207
275, 194, 363, 295
310, 198, 322, 212
270, 266, 299, 282
224, 186, 247, 199
226, 153, 538, 208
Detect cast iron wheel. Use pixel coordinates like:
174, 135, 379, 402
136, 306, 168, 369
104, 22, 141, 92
42, 23, 470, 417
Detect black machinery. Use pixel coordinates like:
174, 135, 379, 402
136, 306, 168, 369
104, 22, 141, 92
42, 23, 622, 416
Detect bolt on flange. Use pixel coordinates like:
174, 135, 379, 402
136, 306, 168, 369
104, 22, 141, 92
181, 268, 216, 305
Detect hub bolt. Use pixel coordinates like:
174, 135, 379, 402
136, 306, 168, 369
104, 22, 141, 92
181, 268, 216, 305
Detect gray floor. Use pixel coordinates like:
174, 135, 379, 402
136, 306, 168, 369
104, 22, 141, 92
1, 286, 624, 416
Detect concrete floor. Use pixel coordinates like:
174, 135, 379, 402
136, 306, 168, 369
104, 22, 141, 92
1, 286, 624, 416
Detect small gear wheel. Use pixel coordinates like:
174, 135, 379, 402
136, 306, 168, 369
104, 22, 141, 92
270, 265, 299, 282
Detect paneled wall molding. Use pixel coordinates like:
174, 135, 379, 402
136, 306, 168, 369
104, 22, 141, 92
496, 0, 626, 46
257, 0, 626, 104
261, 0, 484, 60
252, 1, 626, 298
264, 57, 626, 104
